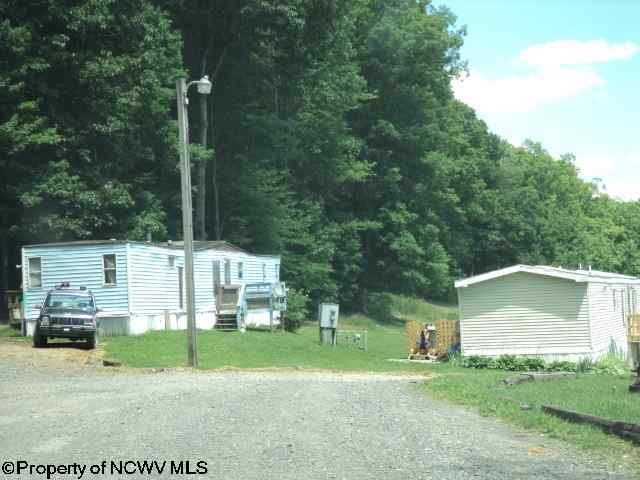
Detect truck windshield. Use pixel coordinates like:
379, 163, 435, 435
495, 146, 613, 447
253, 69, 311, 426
45, 294, 94, 310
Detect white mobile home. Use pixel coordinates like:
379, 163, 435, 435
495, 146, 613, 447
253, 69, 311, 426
22, 240, 284, 336
455, 265, 639, 361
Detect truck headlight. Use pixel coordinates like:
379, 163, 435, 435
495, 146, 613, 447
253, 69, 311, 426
40, 316, 49, 326
84, 319, 95, 326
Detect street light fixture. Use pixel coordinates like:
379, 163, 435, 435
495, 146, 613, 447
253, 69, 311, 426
176, 75, 212, 368
193, 75, 212, 95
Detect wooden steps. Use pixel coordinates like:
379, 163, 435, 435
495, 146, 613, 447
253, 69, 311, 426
215, 312, 238, 331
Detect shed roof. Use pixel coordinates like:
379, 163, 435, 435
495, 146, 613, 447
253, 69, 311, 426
454, 264, 640, 288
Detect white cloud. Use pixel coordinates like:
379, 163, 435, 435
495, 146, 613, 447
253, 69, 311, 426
603, 180, 640, 202
574, 153, 618, 179
453, 38, 639, 115
573, 151, 640, 201
519, 40, 640, 68
452, 67, 602, 113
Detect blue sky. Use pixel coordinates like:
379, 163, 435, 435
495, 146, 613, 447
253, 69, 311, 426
438, 0, 640, 201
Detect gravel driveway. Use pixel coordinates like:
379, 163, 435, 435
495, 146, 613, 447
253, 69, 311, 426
0, 342, 634, 479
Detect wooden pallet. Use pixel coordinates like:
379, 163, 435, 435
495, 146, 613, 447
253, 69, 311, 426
406, 319, 459, 357
408, 354, 431, 360
629, 314, 640, 342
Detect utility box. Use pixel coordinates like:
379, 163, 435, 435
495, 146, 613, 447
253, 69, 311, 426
319, 303, 339, 328
318, 303, 339, 346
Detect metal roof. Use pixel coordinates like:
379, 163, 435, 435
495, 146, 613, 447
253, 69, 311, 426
455, 264, 640, 288
22, 239, 273, 256
172, 240, 248, 253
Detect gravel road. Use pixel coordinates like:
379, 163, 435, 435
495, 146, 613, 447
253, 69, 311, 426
0, 341, 634, 479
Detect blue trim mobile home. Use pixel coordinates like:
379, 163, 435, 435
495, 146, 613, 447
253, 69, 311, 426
22, 240, 284, 336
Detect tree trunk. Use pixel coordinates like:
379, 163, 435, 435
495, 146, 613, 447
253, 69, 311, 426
212, 140, 222, 240
210, 50, 228, 241
195, 51, 208, 240
0, 232, 6, 322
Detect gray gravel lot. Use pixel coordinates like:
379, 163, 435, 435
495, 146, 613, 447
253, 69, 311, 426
0, 344, 635, 479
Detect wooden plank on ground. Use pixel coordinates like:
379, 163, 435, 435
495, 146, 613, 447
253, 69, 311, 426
542, 405, 640, 445
503, 372, 576, 386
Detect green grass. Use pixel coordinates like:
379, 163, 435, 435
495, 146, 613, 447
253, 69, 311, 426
0, 324, 23, 338
424, 367, 640, 473
105, 318, 427, 372
388, 294, 457, 322
104, 296, 457, 372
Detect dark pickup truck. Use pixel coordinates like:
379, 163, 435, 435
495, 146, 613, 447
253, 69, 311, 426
33, 284, 99, 349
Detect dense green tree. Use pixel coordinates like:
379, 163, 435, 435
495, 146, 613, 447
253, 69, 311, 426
2, 0, 639, 312
2, 0, 182, 243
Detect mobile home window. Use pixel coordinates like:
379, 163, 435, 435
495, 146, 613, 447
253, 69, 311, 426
103, 254, 117, 285
262, 263, 266, 282
238, 262, 244, 280
29, 257, 42, 288
274, 264, 280, 281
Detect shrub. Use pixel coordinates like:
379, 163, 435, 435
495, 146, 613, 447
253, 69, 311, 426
522, 356, 546, 371
362, 292, 395, 323
576, 356, 594, 373
283, 288, 310, 332
462, 355, 491, 369
545, 360, 577, 372
593, 354, 629, 376
486, 355, 544, 371
461, 355, 555, 372
491, 355, 518, 371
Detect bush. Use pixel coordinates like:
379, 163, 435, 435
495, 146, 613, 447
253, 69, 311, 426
283, 288, 310, 332
362, 292, 395, 323
576, 356, 594, 373
462, 355, 492, 369
593, 354, 629, 376
486, 355, 545, 371
544, 360, 577, 372
461, 355, 564, 372
522, 356, 546, 372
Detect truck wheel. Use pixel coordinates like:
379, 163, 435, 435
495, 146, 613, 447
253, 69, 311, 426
86, 332, 97, 350
33, 331, 47, 348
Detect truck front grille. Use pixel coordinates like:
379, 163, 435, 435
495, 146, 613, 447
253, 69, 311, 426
50, 317, 84, 326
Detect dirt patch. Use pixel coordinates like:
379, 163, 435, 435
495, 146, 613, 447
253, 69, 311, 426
528, 445, 552, 457
0, 339, 435, 380
0, 338, 104, 370
199, 366, 434, 381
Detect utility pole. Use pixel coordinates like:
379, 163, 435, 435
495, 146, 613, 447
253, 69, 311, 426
176, 75, 212, 368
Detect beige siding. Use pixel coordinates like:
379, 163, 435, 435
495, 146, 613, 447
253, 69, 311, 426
588, 282, 633, 357
459, 272, 590, 357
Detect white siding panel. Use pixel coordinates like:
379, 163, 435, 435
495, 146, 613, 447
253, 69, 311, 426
130, 245, 280, 315
22, 244, 129, 318
588, 282, 630, 357
128, 244, 185, 315
193, 250, 280, 310
459, 272, 590, 357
